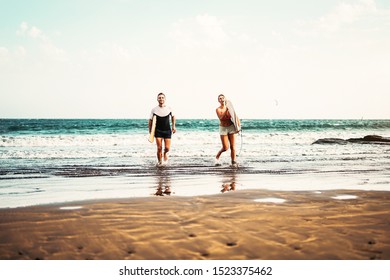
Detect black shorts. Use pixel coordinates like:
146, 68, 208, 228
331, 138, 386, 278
155, 129, 172, 139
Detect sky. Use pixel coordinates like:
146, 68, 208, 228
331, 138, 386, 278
1, 0, 389, 119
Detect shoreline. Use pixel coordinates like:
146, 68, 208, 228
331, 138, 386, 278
2, 165, 390, 209
1, 189, 389, 260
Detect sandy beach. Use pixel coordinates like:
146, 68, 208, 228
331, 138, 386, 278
1, 189, 389, 260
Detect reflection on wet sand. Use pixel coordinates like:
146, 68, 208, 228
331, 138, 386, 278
221, 182, 236, 193
155, 186, 172, 196
220, 171, 238, 193
154, 169, 172, 196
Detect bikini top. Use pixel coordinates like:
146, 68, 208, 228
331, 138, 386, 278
220, 110, 231, 121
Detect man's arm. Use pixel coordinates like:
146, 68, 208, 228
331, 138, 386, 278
171, 115, 176, 133
148, 119, 152, 133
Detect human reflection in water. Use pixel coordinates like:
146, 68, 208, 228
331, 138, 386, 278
155, 185, 172, 196
221, 182, 236, 193
220, 172, 238, 193
154, 169, 172, 196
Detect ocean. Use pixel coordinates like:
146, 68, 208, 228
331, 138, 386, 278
1, 119, 389, 208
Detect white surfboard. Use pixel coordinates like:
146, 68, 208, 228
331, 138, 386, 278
226, 99, 241, 133
148, 115, 157, 143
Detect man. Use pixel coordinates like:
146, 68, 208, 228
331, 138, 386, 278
149, 93, 176, 166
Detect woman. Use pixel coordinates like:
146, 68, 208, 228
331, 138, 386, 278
215, 94, 239, 166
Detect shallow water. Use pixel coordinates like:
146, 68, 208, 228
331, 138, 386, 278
1, 119, 389, 208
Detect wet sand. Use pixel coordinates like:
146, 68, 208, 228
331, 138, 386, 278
1, 189, 390, 260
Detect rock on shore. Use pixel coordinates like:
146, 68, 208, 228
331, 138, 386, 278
313, 135, 390, 145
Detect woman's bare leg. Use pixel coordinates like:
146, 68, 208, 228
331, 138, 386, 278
228, 133, 236, 163
216, 135, 229, 160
